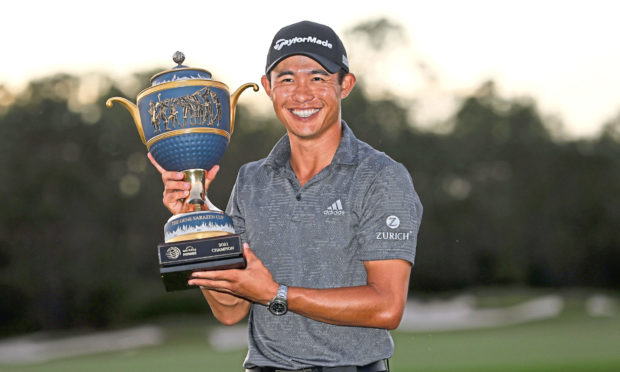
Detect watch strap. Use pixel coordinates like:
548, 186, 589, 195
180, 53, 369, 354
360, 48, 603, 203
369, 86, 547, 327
276, 284, 288, 300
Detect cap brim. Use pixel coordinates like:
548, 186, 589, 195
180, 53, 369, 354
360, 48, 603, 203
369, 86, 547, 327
266, 52, 343, 75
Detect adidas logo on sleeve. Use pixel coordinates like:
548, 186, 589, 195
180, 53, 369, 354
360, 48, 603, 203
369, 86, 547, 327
323, 199, 345, 215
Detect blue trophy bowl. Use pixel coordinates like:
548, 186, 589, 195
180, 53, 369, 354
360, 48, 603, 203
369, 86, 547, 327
148, 133, 228, 172
138, 83, 233, 172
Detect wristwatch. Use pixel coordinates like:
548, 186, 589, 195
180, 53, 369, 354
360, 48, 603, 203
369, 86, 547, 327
268, 284, 288, 316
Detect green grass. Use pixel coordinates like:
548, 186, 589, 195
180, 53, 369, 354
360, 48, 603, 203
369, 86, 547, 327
2, 295, 619, 372
0, 317, 246, 372
391, 313, 620, 372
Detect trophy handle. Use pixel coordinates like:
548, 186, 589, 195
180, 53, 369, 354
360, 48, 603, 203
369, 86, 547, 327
229, 83, 259, 135
106, 97, 147, 145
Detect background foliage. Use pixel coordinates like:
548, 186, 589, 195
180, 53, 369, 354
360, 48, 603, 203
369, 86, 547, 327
1, 19, 619, 337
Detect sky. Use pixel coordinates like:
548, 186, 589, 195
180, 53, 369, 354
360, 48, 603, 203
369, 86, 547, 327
2, 0, 619, 138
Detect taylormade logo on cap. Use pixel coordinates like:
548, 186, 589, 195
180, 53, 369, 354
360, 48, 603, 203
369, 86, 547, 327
274, 36, 333, 51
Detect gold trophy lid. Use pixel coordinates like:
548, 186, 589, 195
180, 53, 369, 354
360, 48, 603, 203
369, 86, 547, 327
150, 51, 213, 86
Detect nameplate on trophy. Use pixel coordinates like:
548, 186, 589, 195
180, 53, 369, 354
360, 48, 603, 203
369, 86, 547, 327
157, 235, 245, 291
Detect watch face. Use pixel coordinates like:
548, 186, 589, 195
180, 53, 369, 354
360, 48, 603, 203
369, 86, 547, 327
269, 300, 287, 315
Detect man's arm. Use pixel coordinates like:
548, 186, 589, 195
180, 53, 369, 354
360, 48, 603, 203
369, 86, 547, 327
288, 259, 411, 329
189, 245, 412, 330
199, 288, 251, 325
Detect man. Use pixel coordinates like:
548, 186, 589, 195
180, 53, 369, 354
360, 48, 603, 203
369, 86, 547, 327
150, 20, 422, 372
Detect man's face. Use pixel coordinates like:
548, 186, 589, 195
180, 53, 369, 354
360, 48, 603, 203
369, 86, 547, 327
261, 55, 355, 141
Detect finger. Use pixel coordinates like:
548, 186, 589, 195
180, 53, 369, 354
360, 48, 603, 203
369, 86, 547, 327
147, 152, 167, 174
191, 270, 236, 281
188, 278, 232, 292
242, 244, 258, 263
163, 190, 189, 205
204, 165, 220, 190
162, 171, 186, 183
206, 165, 220, 181
164, 180, 190, 192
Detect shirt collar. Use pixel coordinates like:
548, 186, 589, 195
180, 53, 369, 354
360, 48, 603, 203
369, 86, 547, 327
263, 121, 359, 170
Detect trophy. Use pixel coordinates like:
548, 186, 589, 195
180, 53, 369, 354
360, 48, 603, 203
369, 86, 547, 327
106, 52, 258, 291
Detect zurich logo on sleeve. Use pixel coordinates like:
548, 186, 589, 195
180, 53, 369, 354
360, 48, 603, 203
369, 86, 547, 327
386, 215, 400, 229
376, 215, 411, 240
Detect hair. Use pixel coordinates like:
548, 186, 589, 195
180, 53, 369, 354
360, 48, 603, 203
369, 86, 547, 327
337, 69, 347, 85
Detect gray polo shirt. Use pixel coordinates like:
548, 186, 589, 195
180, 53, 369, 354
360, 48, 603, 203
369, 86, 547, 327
226, 121, 422, 369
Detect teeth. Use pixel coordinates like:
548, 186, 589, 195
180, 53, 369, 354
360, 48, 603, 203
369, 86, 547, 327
291, 109, 319, 118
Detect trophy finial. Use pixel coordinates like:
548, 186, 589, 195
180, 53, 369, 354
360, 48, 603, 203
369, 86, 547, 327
173, 51, 185, 66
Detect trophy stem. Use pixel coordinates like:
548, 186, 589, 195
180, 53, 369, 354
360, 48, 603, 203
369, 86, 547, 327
182, 169, 222, 212
204, 194, 222, 212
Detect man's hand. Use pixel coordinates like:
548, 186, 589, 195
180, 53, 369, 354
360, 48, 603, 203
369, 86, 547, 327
188, 244, 279, 305
147, 152, 219, 215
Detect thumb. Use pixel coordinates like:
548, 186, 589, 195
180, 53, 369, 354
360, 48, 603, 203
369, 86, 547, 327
204, 165, 220, 191
147, 152, 167, 174
242, 243, 255, 261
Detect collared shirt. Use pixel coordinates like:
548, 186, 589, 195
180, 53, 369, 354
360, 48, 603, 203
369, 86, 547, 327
226, 121, 422, 370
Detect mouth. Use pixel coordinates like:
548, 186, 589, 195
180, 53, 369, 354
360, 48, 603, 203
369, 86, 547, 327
290, 108, 320, 118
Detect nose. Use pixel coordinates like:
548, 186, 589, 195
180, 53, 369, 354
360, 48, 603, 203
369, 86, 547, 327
291, 80, 314, 103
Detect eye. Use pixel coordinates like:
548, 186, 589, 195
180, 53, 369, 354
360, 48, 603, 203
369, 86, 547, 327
311, 76, 326, 82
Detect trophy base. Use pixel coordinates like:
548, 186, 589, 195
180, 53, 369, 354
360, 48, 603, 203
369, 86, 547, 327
158, 234, 245, 291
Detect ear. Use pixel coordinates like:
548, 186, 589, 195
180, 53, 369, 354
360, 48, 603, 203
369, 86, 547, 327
261, 75, 272, 97
340, 73, 356, 99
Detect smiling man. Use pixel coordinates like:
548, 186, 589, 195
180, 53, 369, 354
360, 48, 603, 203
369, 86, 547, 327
152, 20, 422, 372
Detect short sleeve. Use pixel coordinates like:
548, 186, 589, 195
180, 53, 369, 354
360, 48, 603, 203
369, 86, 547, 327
354, 162, 422, 265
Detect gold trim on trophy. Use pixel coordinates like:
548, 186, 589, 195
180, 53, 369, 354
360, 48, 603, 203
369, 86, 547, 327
230, 83, 260, 134
166, 230, 233, 243
146, 128, 231, 150
138, 80, 230, 102
105, 97, 147, 144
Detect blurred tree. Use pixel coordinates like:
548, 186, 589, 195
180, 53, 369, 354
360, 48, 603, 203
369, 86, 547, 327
344, 17, 437, 104
0, 72, 281, 335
